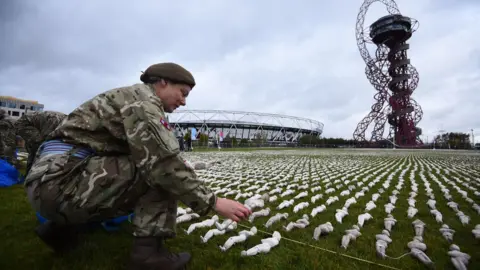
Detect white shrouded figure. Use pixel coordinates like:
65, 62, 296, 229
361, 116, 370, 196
185, 215, 219, 234
280, 189, 295, 197
384, 203, 395, 214
177, 206, 192, 216
472, 224, 480, 239
456, 212, 470, 225
375, 230, 392, 258
293, 202, 309, 213
340, 190, 350, 196
365, 201, 376, 212
311, 194, 323, 203
408, 198, 416, 207
313, 222, 333, 240
294, 191, 308, 199
344, 197, 357, 208
240, 231, 281, 256
430, 209, 443, 223
372, 193, 380, 202
447, 201, 459, 212
408, 236, 434, 267
389, 195, 397, 205
341, 225, 361, 249
284, 214, 309, 232
426, 199, 436, 210
269, 195, 278, 202
448, 244, 471, 270
176, 213, 200, 224
277, 199, 294, 210
219, 227, 257, 251
335, 207, 349, 223
311, 205, 326, 217
358, 213, 373, 227
265, 213, 288, 228
439, 224, 455, 242
249, 208, 271, 222
412, 219, 426, 237
408, 207, 418, 218
384, 214, 397, 232
326, 196, 339, 205
201, 221, 237, 243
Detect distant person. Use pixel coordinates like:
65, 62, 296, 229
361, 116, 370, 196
24, 62, 251, 270
14, 111, 67, 174
0, 109, 17, 166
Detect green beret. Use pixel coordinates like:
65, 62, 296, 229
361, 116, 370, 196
140, 62, 196, 88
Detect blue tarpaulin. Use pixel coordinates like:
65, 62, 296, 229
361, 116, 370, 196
0, 159, 22, 187
36, 212, 135, 232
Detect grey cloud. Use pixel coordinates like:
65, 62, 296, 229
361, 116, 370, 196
1, 0, 479, 140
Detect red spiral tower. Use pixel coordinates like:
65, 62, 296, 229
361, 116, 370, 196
353, 0, 423, 147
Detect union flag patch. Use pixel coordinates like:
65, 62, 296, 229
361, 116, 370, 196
160, 118, 171, 131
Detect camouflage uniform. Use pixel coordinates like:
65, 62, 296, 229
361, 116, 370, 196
14, 111, 66, 174
25, 83, 216, 238
0, 109, 17, 165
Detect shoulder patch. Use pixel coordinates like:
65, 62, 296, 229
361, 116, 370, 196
160, 118, 171, 131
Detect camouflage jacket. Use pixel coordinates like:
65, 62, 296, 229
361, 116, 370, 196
14, 111, 66, 155
48, 83, 216, 216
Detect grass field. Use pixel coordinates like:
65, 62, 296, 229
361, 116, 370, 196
1, 148, 480, 270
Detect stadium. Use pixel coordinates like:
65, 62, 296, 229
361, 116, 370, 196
167, 109, 324, 146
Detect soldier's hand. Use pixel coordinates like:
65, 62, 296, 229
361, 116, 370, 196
214, 197, 252, 222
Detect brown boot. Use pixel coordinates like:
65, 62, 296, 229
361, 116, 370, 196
128, 237, 191, 270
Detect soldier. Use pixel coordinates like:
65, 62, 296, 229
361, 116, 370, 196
0, 109, 17, 166
14, 110, 66, 174
25, 62, 252, 270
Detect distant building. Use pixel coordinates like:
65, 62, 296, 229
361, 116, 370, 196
0, 96, 44, 120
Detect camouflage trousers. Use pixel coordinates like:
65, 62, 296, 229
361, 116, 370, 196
25, 152, 178, 238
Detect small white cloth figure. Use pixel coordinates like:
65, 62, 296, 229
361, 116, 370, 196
265, 213, 288, 228
311, 194, 323, 203
284, 214, 309, 232
341, 225, 361, 249
358, 213, 373, 228
408, 207, 418, 218
240, 231, 281, 256
176, 213, 200, 224
430, 209, 443, 223
249, 208, 271, 222
412, 219, 426, 237
201, 221, 237, 243
448, 244, 470, 270
335, 207, 349, 223
384, 203, 395, 214
408, 236, 434, 267
344, 197, 357, 208
456, 212, 470, 226
472, 224, 480, 239
389, 195, 397, 204
294, 191, 308, 199
371, 193, 380, 202
220, 227, 257, 251
313, 222, 333, 240
311, 205, 326, 217
408, 198, 416, 207
185, 215, 219, 234
365, 201, 376, 212
176, 207, 192, 216
447, 201, 459, 212
426, 199, 436, 210
439, 224, 455, 242
277, 199, 294, 210
375, 230, 392, 258
384, 214, 397, 232
293, 202, 309, 213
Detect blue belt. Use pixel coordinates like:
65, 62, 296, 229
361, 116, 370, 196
39, 140, 95, 159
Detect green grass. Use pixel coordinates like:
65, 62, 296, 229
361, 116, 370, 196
1, 149, 480, 270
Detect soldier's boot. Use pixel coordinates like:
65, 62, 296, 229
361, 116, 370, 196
34, 220, 79, 253
128, 237, 191, 270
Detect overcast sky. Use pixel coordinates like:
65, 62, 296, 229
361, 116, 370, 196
1, 0, 479, 141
